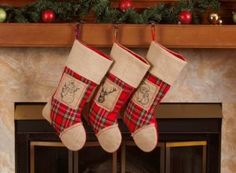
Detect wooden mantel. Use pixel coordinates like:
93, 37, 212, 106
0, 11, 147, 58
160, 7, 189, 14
0, 23, 236, 48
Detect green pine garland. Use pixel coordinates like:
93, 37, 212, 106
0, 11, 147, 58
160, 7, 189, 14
0, 0, 220, 24
2, 0, 91, 23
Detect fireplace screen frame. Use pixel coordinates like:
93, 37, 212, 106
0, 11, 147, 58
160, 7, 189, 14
29, 140, 207, 173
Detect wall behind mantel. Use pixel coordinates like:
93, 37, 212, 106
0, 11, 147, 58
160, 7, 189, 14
0, 47, 235, 173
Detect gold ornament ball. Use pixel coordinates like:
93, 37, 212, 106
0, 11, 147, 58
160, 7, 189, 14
0, 8, 7, 22
218, 19, 223, 25
209, 13, 220, 24
233, 11, 236, 23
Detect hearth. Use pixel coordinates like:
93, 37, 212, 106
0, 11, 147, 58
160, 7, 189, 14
15, 103, 222, 173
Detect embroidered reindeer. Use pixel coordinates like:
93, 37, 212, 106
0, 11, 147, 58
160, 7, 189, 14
60, 80, 80, 104
97, 86, 117, 103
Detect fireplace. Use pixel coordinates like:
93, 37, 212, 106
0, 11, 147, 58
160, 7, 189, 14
15, 103, 222, 173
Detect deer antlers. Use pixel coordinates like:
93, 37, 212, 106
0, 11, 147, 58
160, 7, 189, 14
98, 87, 117, 103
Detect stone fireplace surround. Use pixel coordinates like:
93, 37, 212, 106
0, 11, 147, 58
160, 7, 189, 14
0, 47, 236, 173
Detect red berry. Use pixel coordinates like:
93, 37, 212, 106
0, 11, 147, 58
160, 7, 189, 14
178, 10, 192, 24
119, 0, 133, 12
41, 10, 55, 23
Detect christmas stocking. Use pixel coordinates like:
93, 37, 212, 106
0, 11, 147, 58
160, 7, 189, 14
123, 41, 187, 152
42, 40, 113, 151
88, 43, 150, 153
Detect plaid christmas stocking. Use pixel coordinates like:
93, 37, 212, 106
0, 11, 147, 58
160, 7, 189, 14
123, 41, 187, 152
88, 43, 150, 153
42, 40, 113, 151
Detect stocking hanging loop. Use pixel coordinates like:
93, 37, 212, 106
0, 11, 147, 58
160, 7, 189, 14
151, 22, 157, 42
113, 24, 119, 43
75, 23, 80, 40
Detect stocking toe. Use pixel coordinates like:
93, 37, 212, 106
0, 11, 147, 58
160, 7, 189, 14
60, 123, 86, 151
97, 124, 122, 153
132, 124, 158, 152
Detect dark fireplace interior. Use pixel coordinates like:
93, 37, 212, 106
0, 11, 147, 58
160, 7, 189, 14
15, 103, 222, 173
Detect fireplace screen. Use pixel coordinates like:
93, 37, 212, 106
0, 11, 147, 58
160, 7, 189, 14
165, 141, 207, 173
29, 140, 207, 173
30, 142, 68, 173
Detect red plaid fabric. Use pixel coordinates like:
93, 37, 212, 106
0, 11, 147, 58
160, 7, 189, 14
88, 73, 134, 133
123, 72, 170, 133
51, 67, 97, 134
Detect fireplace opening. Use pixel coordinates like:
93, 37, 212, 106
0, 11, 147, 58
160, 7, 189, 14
15, 103, 222, 173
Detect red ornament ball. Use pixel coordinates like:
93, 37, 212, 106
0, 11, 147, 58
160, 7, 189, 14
178, 10, 192, 24
41, 9, 55, 23
119, 0, 133, 12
